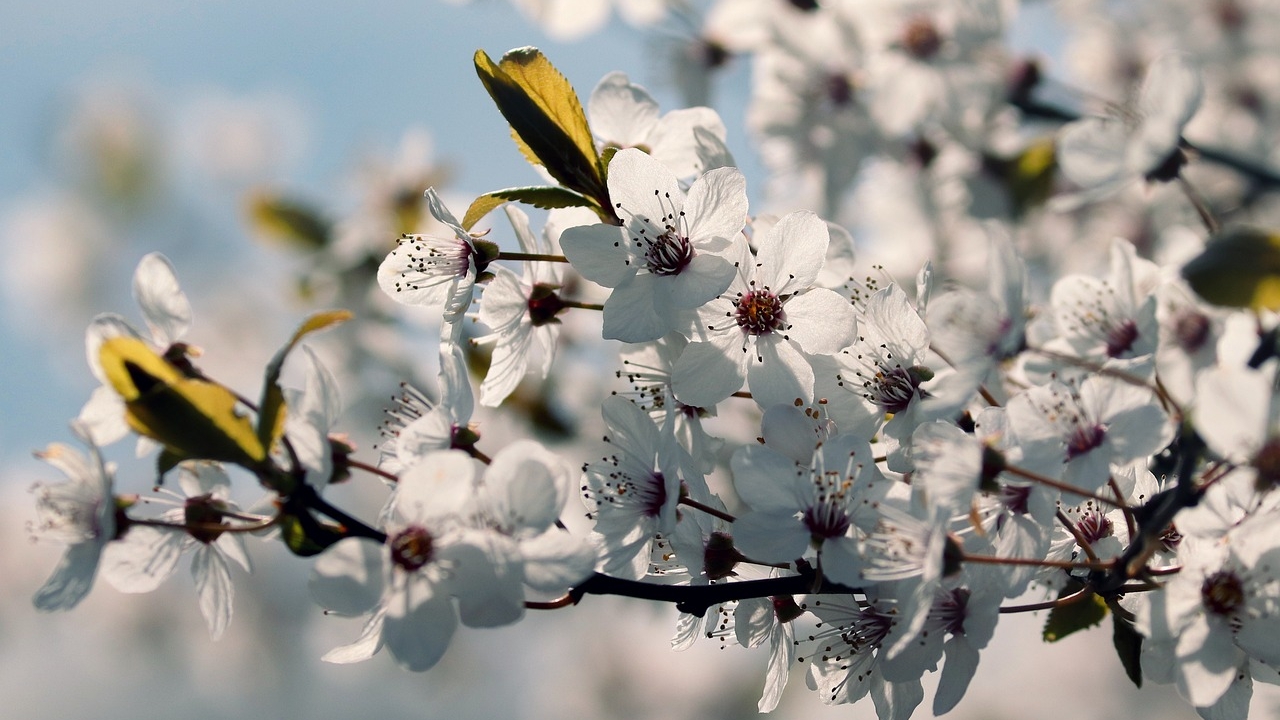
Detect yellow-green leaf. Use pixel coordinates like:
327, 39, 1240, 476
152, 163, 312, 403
99, 336, 265, 468
462, 186, 596, 230
1182, 226, 1280, 311
1007, 138, 1057, 217
1043, 590, 1108, 642
473, 48, 607, 205
247, 191, 331, 250
256, 310, 353, 453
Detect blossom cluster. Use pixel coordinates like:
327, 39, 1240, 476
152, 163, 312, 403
27, 1, 1280, 719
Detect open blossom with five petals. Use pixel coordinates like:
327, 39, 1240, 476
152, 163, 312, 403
1006, 375, 1174, 495
100, 462, 252, 639
31, 423, 120, 612
673, 210, 857, 409
473, 205, 564, 407
559, 147, 747, 343
1056, 52, 1203, 205
731, 431, 888, 588
1136, 516, 1280, 712
310, 451, 522, 672
580, 395, 694, 579
377, 188, 496, 335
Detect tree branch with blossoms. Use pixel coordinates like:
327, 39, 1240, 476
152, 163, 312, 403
29, 8, 1280, 719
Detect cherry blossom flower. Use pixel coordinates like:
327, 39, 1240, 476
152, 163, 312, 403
580, 396, 694, 580
800, 594, 925, 716
672, 210, 857, 409
31, 423, 119, 611
730, 431, 888, 587
587, 72, 730, 181
473, 205, 563, 407
559, 148, 747, 343
311, 451, 521, 671
1136, 515, 1280, 711
100, 463, 252, 639
377, 188, 493, 335
1005, 375, 1174, 496
376, 342, 476, 476
1056, 52, 1203, 204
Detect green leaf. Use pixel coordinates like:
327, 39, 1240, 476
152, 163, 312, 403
1182, 225, 1280, 310
256, 310, 353, 454
1007, 138, 1057, 217
247, 192, 331, 250
1042, 587, 1108, 642
473, 48, 607, 206
99, 336, 266, 469
278, 511, 345, 557
462, 185, 596, 230
1111, 610, 1144, 688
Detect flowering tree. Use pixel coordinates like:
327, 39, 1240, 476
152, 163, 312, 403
26, 1, 1280, 718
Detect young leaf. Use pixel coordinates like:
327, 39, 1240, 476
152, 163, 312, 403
1042, 587, 1108, 642
1182, 225, 1280, 310
256, 310, 353, 454
99, 336, 266, 469
247, 192, 332, 250
473, 48, 607, 206
1111, 609, 1144, 688
462, 185, 596, 230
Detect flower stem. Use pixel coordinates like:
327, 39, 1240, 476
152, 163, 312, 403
1002, 463, 1129, 509
678, 496, 736, 523
961, 551, 1114, 572
348, 458, 399, 483
497, 252, 570, 264
558, 299, 604, 311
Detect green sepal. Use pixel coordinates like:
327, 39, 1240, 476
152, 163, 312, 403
156, 448, 184, 483
247, 192, 332, 251
462, 185, 596, 231
1182, 225, 1280, 310
1043, 584, 1108, 642
278, 510, 346, 557
1111, 607, 1144, 688
256, 310, 354, 455
473, 48, 607, 208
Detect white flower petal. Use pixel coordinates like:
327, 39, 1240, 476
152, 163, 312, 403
309, 538, 384, 617
192, 545, 234, 639
132, 252, 191, 346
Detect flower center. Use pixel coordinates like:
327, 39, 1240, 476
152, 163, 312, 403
527, 283, 567, 326
184, 493, 228, 544
1066, 422, 1106, 460
734, 290, 785, 336
389, 526, 435, 572
999, 483, 1032, 515
825, 73, 854, 107
803, 470, 854, 542
902, 16, 943, 60
1075, 508, 1114, 545
1201, 569, 1246, 616
1173, 309, 1211, 352
1250, 436, 1280, 492
644, 232, 695, 276
771, 595, 805, 623
387, 234, 473, 296
1105, 318, 1140, 357
930, 587, 970, 636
